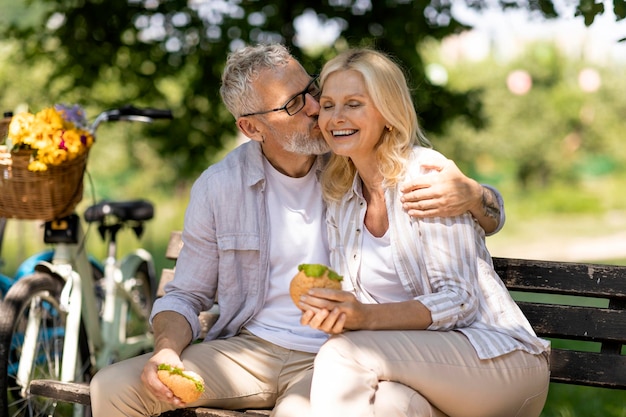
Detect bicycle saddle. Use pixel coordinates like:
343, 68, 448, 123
84, 200, 154, 223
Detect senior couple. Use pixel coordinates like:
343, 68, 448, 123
91, 43, 549, 417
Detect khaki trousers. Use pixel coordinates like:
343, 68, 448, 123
311, 330, 550, 417
90, 330, 313, 417
90, 330, 424, 417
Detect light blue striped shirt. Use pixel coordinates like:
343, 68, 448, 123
326, 147, 550, 360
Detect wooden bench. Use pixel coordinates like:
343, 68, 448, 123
28, 231, 626, 415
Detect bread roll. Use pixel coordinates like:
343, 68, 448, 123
289, 263, 343, 308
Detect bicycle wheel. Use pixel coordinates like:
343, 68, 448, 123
120, 259, 154, 343
0, 272, 91, 417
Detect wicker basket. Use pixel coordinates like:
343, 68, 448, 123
0, 150, 88, 221
0, 116, 9, 139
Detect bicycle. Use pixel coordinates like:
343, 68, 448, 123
0, 105, 172, 417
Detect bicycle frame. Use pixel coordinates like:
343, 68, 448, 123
16, 217, 155, 388
17, 220, 97, 385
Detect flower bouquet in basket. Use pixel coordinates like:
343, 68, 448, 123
0, 104, 95, 221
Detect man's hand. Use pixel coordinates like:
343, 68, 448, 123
141, 348, 185, 405
144, 311, 194, 405
400, 158, 500, 234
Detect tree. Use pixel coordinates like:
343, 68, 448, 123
1, 0, 623, 182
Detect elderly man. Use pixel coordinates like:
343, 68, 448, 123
90, 43, 503, 417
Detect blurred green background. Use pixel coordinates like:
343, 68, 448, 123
1, 1, 625, 416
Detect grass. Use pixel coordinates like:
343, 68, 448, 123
542, 384, 626, 417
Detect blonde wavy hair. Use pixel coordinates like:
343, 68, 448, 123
319, 48, 430, 202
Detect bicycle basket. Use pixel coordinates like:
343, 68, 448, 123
0, 149, 88, 221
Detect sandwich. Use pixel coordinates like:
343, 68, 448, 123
157, 363, 205, 403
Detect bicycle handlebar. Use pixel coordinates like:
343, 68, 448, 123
89, 105, 173, 134
113, 105, 173, 120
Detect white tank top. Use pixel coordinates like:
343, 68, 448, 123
245, 158, 330, 353
358, 226, 410, 304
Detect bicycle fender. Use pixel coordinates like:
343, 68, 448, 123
33, 261, 67, 283
119, 248, 156, 287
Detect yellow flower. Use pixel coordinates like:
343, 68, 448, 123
3, 105, 94, 172
35, 108, 64, 131
7, 112, 35, 146
27, 160, 48, 172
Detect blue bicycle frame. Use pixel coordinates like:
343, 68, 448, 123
0, 245, 103, 298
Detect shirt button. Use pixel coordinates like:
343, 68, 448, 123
356, 228, 361, 233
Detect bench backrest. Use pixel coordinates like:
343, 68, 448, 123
493, 257, 626, 389
158, 232, 626, 389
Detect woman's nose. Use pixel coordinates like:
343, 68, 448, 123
329, 106, 345, 123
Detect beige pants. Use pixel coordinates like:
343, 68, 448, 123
90, 329, 312, 417
311, 330, 550, 417
90, 330, 422, 417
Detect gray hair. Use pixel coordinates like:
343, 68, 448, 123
220, 43, 293, 118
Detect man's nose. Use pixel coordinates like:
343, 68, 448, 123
304, 92, 320, 116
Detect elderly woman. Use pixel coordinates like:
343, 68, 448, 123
298, 48, 550, 417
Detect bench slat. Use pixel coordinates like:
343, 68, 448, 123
519, 302, 626, 343
161, 409, 270, 417
29, 380, 90, 406
493, 257, 626, 299
29, 380, 271, 416
549, 349, 626, 389
165, 231, 183, 260
158, 268, 175, 297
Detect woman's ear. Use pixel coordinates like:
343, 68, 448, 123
237, 117, 264, 143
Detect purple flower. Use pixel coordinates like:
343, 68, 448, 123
54, 104, 88, 129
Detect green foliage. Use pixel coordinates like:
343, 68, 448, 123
2, 0, 590, 181
429, 38, 626, 192
1, 0, 621, 184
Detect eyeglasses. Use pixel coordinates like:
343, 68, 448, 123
241, 75, 320, 118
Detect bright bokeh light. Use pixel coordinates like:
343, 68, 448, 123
293, 9, 342, 49
506, 70, 532, 95
425, 63, 449, 86
578, 68, 601, 92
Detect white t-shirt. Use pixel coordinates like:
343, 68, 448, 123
245, 158, 330, 353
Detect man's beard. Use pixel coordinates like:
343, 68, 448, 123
282, 130, 330, 156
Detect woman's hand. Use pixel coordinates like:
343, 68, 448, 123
298, 288, 366, 335
301, 289, 435, 333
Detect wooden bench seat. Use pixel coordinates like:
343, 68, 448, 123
28, 231, 626, 415
493, 257, 626, 389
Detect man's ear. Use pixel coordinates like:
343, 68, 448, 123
237, 117, 264, 143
